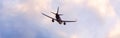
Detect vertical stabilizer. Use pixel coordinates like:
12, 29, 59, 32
57, 7, 59, 14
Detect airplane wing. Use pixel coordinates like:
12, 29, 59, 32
41, 13, 56, 20
62, 20, 76, 22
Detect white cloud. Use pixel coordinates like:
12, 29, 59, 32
108, 18, 120, 38
1, 0, 120, 38
87, 0, 120, 38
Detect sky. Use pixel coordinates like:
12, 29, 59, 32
0, 0, 120, 38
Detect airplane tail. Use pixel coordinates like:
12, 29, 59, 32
51, 12, 56, 14
51, 12, 63, 15
51, 6, 63, 15
56, 7, 59, 14
50, 7, 59, 14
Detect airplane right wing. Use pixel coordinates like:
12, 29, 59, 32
41, 13, 56, 20
62, 20, 76, 22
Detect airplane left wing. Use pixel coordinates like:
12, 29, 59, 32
41, 13, 56, 20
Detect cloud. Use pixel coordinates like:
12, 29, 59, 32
109, 20, 120, 38
0, 0, 55, 38
70, 34, 78, 38
1, 0, 120, 38
87, 0, 120, 38
64, 0, 84, 5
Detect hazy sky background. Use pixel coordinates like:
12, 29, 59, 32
0, 0, 120, 38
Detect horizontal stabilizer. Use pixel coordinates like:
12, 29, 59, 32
51, 12, 56, 14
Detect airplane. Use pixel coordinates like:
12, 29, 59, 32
42, 7, 76, 25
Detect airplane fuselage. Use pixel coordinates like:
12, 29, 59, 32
42, 7, 76, 25
55, 14, 62, 24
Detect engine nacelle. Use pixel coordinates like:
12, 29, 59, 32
63, 22, 66, 25
52, 19, 54, 22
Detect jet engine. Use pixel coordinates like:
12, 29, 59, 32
52, 19, 54, 22
63, 22, 66, 25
